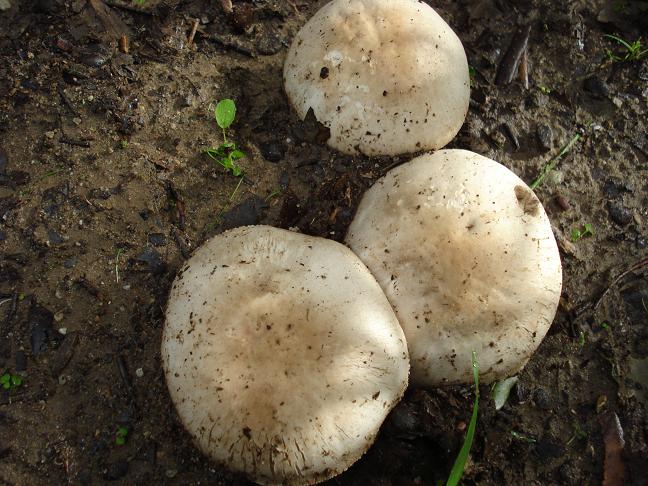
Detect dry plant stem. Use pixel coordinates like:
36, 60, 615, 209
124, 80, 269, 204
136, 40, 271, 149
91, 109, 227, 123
594, 256, 648, 310
220, 0, 233, 13
496, 25, 531, 85
187, 19, 199, 47
119, 34, 129, 54
518, 47, 529, 89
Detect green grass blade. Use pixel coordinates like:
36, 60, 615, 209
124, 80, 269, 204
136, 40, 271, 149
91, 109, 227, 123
446, 352, 479, 486
530, 133, 580, 190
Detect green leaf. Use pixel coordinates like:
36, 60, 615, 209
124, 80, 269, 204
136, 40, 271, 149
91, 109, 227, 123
492, 376, 518, 411
118, 426, 129, 437
230, 150, 245, 160
11, 375, 22, 387
215, 99, 236, 130
116, 436, 126, 446
446, 352, 479, 486
0, 374, 9, 385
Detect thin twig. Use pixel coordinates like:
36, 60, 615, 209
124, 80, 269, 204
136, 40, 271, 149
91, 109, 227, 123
187, 19, 199, 47
518, 46, 529, 89
530, 133, 581, 190
593, 257, 648, 311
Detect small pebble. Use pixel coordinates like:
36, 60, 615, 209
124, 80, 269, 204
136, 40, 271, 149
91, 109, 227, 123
64, 257, 77, 269
147, 233, 166, 247
104, 460, 129, 481
135, 368, 144, 378
608, 203, 632, 225
536, 124, 554, 151
166, 469, 178, 479
47, 229, 64, 245
584, 76, 609, 98
54, 311, 64, 322
554, 194, 571, 211
58, 328, 67, 335
260, 141, 285, 163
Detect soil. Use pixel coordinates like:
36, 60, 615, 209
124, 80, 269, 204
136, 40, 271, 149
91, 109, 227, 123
0, 0, 647, 485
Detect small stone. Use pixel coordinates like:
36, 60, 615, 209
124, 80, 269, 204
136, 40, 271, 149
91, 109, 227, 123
147, 233, 166, 247
72, 118, 82, 125
47, 229, 64, 245
54, 311, 64, 322
533, 388, 551, 410
536, 124, 553, 151
58, 327, 67, 335
584, 76, 609, 98
63, 257, 77, 269
104, 460, 129, 481
135, 368, 144, 378
260, 141, 285, 163
0, 0, 11, 11
45, 131, 56, 139
554, 194, 571, 211
165, 469, 178, 479
136, 248, 166, 275
608, 203, 632, 225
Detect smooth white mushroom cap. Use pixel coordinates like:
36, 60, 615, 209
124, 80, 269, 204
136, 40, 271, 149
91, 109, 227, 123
162, 225, 409, 485
283, 0, 470, 156
346, 150, 562, 386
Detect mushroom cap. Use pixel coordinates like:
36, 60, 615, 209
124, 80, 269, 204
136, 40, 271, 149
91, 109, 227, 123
345, 150, 562, 386
283, 0, 469, 156
162, 225, 409, 485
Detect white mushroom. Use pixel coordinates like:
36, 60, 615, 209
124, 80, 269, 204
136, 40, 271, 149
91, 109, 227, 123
345, 150, 562, 386
283, 0, 470, 156
162, 225, 409, 485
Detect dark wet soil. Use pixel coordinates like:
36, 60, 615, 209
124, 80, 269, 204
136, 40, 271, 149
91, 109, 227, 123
0, 0, 647, 485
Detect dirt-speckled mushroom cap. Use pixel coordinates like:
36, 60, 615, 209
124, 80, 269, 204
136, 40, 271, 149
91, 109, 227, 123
283, 0, 469, 156
162, 225, 409, 485
345, 150, 562, 386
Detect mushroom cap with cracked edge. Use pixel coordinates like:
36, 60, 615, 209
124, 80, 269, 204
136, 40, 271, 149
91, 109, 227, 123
345, 150, 562, 386
162, 225, 409, 485
283, 0, 470, 157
